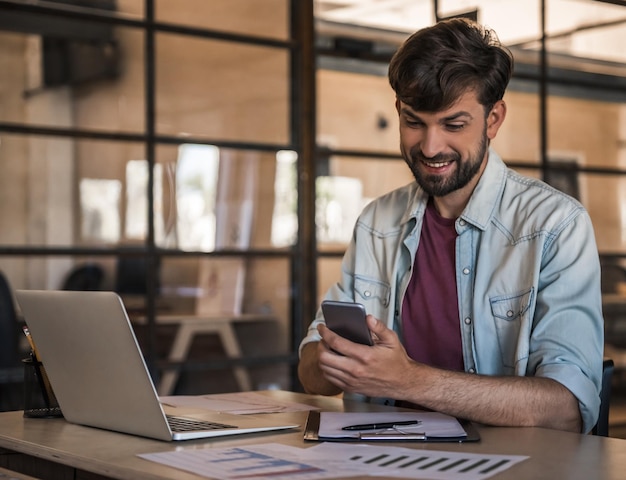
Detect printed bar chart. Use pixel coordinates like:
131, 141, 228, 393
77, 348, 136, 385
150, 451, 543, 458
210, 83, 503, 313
140, 442, 529, 479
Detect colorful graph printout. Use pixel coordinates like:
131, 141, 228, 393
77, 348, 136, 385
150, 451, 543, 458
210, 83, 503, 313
139, 442, 529, 479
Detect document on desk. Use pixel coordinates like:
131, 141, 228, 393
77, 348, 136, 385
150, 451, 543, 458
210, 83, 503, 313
160, 391, 319, 414
310, 411, 474, 441
139, 441, 529, 479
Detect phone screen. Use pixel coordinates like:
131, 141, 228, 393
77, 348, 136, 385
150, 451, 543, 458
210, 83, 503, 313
321, 300, 373, 346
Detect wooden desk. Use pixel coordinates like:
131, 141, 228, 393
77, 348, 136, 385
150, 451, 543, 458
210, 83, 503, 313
133, 314, 275, 395
1, 390, 626, 479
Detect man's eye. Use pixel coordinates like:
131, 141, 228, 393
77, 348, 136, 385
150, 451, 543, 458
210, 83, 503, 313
404, 119, 423, 127
447, 123, 465, 131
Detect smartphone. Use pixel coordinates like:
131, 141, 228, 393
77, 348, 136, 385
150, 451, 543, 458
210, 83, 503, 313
321, 300, 373, 346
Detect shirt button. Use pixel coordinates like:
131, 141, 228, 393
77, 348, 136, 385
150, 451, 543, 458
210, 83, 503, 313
468, 368, 476, 374
463, 267, 470, 275
459, 219, 466, 226
364, 291, 371, 297
464, 317, 472, 325
507, 310, 514, 318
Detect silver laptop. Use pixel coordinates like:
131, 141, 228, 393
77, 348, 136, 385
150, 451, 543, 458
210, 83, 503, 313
15, 290, 298, 441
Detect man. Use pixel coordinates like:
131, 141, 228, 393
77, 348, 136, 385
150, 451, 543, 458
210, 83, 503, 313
298, 18, 603, 434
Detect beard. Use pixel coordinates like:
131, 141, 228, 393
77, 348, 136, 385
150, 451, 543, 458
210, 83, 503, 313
403, 127, 489, 197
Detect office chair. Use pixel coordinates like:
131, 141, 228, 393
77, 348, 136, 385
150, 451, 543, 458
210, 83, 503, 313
0, 270, 24, 411
592, 358, 614, 436
62, 264, 105, 291
0, 271, 19, 369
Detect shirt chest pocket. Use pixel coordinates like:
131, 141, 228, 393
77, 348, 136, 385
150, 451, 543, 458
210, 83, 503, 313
490, 289, 534, 369
354, 277, 391, 318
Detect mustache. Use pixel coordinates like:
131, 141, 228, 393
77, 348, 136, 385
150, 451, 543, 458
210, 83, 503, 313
410, 149, 461, 164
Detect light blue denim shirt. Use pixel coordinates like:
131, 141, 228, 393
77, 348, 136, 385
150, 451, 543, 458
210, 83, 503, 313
300, 149, 604, 433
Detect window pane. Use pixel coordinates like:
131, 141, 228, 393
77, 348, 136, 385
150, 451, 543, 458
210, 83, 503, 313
156, 33, 289, 144
315, 0, 434, 32
329, 156, 411, 203
0, 133, 78, 248
74, 26, 145, 132
318, 69, 398, 154
439, 0, 541, 46
316, 156, 411, 246
316, 176, 364, 244
545, 0, 626, 65
0, 26, 144, 132
77, 139, 147, 244
584, 173, 626, 254
155, 146, 280, 251
0, 133, 145, 248
545, 95, 626, 170
543, 1, 626, 172
494, 89, 542, 165
155, 0, 289, 40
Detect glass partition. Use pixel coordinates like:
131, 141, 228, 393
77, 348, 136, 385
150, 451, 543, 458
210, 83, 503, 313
0, 26, 144, 133
317, 69, 399, 154
0, 134, 146, 249
155, 33, 290, 144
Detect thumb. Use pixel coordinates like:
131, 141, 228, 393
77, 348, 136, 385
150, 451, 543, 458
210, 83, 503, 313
366, 314, 392, 343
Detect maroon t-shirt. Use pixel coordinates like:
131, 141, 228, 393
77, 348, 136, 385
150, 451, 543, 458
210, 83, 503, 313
401, 198, 464, 371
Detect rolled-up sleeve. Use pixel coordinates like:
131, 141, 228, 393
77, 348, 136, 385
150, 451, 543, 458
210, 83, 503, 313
530, 211, 604, 433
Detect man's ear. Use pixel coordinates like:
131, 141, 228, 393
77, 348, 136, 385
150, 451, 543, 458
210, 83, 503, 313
395, 98, 402, 114
486, 100, 507, 140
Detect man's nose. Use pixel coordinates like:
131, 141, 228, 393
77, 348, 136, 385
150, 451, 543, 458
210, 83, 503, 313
419, 128, 446, 158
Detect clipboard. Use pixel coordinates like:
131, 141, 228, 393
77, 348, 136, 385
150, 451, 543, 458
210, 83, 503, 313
303, 410, 480, 443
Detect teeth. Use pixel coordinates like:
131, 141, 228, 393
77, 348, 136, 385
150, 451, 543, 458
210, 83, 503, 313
424, 161, 451, 168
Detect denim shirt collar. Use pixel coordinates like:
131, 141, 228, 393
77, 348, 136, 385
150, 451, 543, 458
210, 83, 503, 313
400, 182, 428, 227
460, 148, 507, 231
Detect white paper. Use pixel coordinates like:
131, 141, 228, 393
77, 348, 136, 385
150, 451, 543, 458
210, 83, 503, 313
318, 411, 467, 439
304, 442, 529, 479
139, 442, 529, 480
139, 443, 360, 480
160, 391, 319, 414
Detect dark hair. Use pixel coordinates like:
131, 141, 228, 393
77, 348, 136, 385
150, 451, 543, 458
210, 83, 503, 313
388, 18, 513, 114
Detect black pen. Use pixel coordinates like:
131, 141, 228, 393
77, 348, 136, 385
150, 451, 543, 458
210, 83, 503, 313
341, 420, 420, 431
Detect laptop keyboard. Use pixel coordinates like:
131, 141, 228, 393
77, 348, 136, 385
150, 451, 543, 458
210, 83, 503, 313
166, 415, 238, 432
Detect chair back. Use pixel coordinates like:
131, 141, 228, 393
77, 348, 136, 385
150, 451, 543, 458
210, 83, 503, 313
592, 358, 614, 436
62, 264, 104, 291
0, 271, 19, 369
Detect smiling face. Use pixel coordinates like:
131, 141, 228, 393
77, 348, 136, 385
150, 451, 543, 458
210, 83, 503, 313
397, 90, 506, 215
